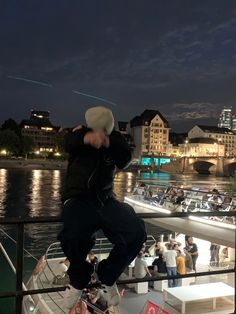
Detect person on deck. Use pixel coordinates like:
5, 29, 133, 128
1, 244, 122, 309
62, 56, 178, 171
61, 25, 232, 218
57, 106, 146, 311
185, 237, 198, 272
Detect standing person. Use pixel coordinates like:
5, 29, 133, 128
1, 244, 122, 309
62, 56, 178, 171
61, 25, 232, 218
176, 250, 186, 286
152, 253, 167, 275
176, 250, 186, 275
185, 237, 198, 272
163, 243, 177, 288
58, 106, 146, 311
154, 241, 164, 256
210, 243, 220, 267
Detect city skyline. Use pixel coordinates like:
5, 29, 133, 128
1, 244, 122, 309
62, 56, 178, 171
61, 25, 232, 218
1, 1, 236, 131
2, 105, 235, 135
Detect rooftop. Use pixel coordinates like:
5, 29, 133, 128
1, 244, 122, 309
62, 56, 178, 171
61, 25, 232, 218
130, 109, 169, 128
197, 125, 235, 135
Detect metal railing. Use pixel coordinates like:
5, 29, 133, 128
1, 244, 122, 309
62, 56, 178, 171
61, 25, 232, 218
0, 211, 235, 314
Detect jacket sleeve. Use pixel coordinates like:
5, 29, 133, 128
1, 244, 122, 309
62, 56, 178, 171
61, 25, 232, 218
64, 127, 90, 154
107, 131, 132, 169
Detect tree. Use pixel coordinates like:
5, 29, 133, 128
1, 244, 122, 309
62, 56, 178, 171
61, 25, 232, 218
53, 129, 67, 159
0, 129, 21, 156
20, 136, 34, 158
1, 119, 21, 137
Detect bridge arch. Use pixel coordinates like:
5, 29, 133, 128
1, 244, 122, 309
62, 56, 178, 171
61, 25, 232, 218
224, 161, 236, 176
190, 160, 216, 174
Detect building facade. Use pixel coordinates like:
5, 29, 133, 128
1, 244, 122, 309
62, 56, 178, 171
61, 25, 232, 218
232, 114, 236, 132
20, 110, 60, 154
130, 110, 170, 159
179, 138, 225, 157
188, 125, 235, 157
218, 107, 232, 130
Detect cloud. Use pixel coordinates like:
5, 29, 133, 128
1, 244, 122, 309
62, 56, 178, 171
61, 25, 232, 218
208, 18, 236, 34
166, 102, 222, 121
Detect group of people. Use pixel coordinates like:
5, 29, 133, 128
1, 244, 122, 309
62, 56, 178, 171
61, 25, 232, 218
133, 183, 186, 209
133, 184, 235, 219
133, 236, 198, 289
164, 186, 185, 205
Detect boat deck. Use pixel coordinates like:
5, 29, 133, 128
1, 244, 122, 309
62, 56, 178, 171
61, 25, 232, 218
25, 258, 235, 314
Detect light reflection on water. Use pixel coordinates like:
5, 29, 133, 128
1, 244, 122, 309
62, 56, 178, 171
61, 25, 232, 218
0, 169, 7, 217
0, 169, 231, 256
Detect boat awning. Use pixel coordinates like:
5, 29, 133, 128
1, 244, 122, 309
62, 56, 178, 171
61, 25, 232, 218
125, 197, 235, 248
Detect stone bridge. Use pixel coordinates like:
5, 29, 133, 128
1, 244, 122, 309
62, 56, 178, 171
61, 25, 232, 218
161, 157, 236, 176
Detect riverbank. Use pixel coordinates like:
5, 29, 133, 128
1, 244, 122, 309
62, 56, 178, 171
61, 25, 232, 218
0, 159, 67, 170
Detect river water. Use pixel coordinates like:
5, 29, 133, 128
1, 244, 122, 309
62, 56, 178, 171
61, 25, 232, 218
0, 169, 231, 313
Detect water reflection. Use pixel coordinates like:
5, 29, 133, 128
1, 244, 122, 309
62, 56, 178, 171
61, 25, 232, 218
0, 169, 7, 217
52, 170, 61, 199
30, 170, 43, 216
25, 170, 63, 246
114, 171, 136, 198
0, 169, 233, 258
29, 170, 62, 217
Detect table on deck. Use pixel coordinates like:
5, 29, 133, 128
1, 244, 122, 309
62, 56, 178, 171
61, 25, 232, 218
163, 282, 234, 314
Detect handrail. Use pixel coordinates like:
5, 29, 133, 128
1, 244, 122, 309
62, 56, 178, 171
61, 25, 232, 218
137, 182, 236, 197
0, 228, 38, 261
0, 212, 235, 314
0, 210, 235, 225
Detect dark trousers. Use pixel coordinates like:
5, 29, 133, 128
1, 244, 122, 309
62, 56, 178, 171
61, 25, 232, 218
58, 197, 146, 290
192, 255, 198, 271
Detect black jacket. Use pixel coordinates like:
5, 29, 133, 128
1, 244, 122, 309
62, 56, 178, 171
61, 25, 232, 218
63, 126, 132, 201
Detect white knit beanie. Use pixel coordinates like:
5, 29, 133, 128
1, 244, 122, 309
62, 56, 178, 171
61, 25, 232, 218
85, 106, 114, 135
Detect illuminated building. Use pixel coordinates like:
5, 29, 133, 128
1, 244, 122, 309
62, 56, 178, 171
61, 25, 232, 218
188, 125, 236, 157
218, 107, 232, 130
232, 114, 236, 132
130, 109, 170, 159
20, 110, 60, 154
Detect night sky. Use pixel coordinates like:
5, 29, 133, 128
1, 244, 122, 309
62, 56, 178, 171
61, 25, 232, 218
1, 0, 236, 131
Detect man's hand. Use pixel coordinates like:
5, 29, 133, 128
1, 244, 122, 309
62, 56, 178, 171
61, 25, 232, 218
84, 131, 109, 149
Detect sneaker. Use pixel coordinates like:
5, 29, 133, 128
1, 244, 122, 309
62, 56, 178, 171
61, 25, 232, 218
64, 284, 83, 309
103, 283, 120, 306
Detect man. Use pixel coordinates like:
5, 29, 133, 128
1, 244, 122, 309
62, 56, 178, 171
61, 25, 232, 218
207, 189, 223, 211
210, 243, 220, 267
163, 243, 177, 288
134, 251, 152, 279
185, 237, 198, 272
58, 106, 146, 311
152, 253, 167, 275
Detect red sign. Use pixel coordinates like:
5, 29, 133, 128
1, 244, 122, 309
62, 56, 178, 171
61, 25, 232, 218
144, 300, 160, 314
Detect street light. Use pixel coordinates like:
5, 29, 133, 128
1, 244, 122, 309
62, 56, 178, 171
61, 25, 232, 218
0, 149, 7, 156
